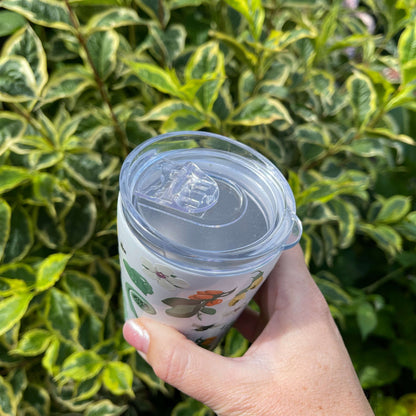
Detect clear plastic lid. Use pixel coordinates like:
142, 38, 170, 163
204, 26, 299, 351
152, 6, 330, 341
119, 131, 302, 274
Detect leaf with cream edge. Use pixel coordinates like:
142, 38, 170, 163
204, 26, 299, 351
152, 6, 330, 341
0, 292, 34, 337
35, 253, 71, 292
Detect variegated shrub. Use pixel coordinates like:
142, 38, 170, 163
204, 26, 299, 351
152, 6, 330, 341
0, 0, 415, 415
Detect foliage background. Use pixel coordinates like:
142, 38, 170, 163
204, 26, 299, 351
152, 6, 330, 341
0, 0, 415, 414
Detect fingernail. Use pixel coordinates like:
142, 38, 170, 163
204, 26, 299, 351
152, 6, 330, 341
123, 320, 150, 355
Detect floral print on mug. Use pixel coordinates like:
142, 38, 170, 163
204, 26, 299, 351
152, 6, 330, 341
162, 288, 236, 320
141, 259, 190, 290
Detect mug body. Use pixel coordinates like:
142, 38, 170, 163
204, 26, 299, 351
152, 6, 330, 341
118, 131, 301, 349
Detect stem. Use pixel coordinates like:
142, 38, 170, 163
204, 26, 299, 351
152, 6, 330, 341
63, 0, 129, 157
363, 267, 406, 293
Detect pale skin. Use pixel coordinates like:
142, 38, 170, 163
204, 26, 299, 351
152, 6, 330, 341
123, 244, 375, 416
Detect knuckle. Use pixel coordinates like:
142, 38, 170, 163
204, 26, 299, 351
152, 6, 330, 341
151, 340, 192, 385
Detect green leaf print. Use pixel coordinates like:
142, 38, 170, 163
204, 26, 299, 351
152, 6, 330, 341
126, 283, 156, 316
123, 260, 153, 295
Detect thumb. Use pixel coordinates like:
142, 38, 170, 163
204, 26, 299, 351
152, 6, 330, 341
123, 318, 243, 407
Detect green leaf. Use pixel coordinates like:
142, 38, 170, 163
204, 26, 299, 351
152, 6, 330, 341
346, 72, 377, 128
295, 124, 331, 164
21, 384, 50, 416
185, 41, 224, 81
375, 196, 411, 224
12, 329, 53, 356
224, 0, 265, 40
59, 350, 104, 382
185, 42, 225, 111
36, 253, 71, 292
64, 192, 96, 248
359, 223, 402, 256
0, 199, 11, 262
135, 0, 170, 28
315, 278, 351, 305
140, 100, 195, 121
125, 61, 181, 96
328, 199, 356, 249
35, 206, 66, 249
0, 166, 30, 194
355, 349, 400, 389
84, 400, 127, 416
45, 288, 79, 341
148, 23, 186, 66
123, 260, 153, 295
0, 56, 37, 102
85, 8, 141, 33
2, 25, 48, 92
357, 301, 378, 340
101, 361, 134, 397
62, 271, 107, 318
161, 109, 207, 132
229, 96, 292, 126
0, 263, 36, 287
210, 31, 257, 68
3, 204, 33, 263
398, 20, 416, 77
172, 397, 212, 416
400, 58, 416, 86
63, 152, 119, 188
0, 112, 26, 156
224, 327, 249, 357
0, 11, 26, 37
0, 375, 16, 416
41, 68, 93, 104
1, 0, 74, 31
0, 292, 33, 337
85, 30, 119, 81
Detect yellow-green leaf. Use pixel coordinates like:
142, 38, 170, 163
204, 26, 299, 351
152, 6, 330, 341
229, 96, 292, 126
161, 109, 207, 133
0, 199, 11, 261
62, 271, 107, 318
125, 61, 181, 97
0, 292, 33, 337
102, 361, 134, 397
12, 329, 53, 356
59, 351, 104, 382
224, 0, 264, 40
0, 166, 30, 194
398, 20, 416, 68
36, 253, 71, 292
84, 400, 127, 416
375, 196, 411, 224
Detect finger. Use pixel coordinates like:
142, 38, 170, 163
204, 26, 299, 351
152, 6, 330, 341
123, 317, 245, 409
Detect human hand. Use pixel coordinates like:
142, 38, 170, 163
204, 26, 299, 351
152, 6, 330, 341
123, 245, 375, 415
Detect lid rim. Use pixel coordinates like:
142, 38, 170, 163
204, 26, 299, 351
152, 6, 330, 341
120, 131, 299, 266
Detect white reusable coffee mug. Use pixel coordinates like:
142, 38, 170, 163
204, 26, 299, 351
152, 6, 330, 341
117, 131, 302, 349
